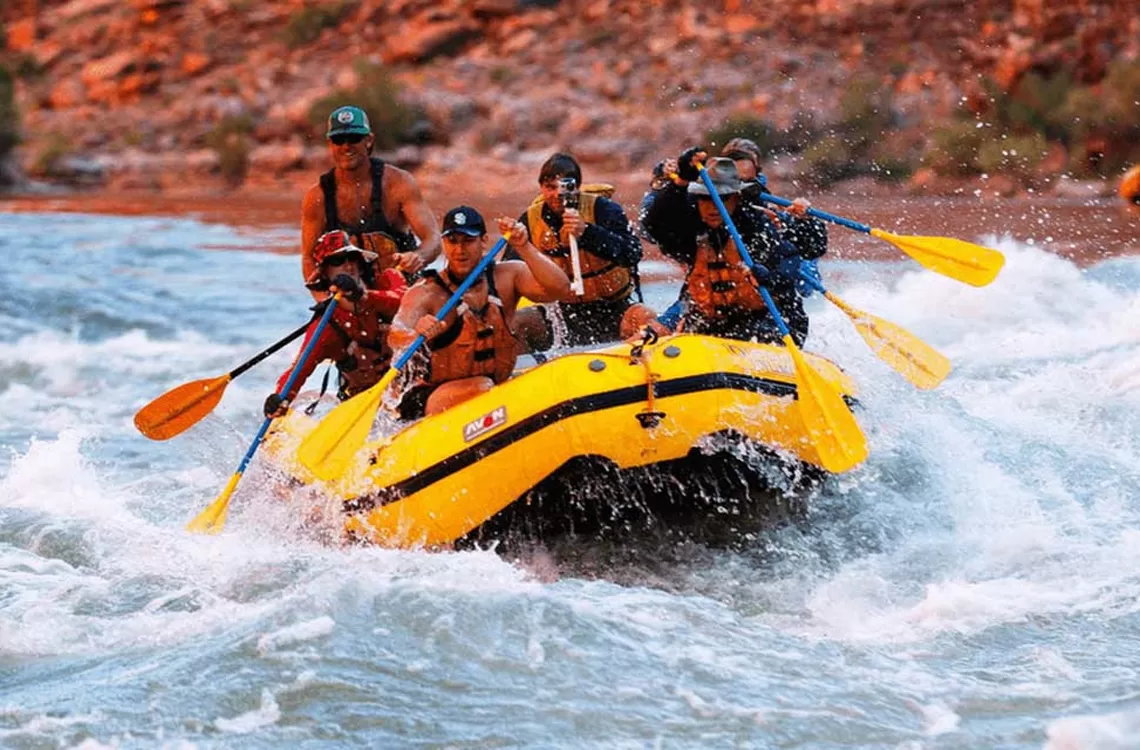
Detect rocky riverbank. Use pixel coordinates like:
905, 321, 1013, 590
2, 0, 1138, 198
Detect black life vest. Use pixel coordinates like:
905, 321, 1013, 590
319, 157, 418, 270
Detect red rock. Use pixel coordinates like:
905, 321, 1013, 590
181, 53, 211, 77
249, 142, 306, 173
48, 79, 86, 110
723, 14, 762, 35
472, 0, 518, 18
500, 28, 538, 55
55, 0, 121, 22
382, 19, 482, 64
7, 19, 37, 51
81, 51, 138, 87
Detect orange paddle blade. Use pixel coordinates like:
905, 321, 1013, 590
134, 375, 231, 441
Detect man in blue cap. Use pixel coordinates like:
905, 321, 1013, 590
300, 105, 441, 299
388, 206, 570, 418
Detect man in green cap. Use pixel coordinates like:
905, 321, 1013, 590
300, 105, 441, 299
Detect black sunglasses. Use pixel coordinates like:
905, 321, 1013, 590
329, 133, 366, 146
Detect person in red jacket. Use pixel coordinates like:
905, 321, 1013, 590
264, 230, 406, 417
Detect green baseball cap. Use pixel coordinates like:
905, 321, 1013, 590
326, 105, 371, 138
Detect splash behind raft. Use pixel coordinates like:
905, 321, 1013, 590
263, 334, 865, 548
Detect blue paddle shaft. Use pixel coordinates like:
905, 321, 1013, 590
758, 192, 871, 234
697, 167, 791, 338
235, 295, 340, 474
698, 169, 765, 275
392, 236, 508, 371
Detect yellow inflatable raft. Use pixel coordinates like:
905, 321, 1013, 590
263, 333, 864, 548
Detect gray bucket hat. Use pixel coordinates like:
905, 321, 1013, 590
687, 157, 741, 197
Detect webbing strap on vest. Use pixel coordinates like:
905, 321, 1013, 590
319, 158, 388, 236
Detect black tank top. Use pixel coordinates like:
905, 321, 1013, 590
319, 157, 418, 252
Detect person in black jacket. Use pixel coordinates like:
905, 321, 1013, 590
639, 148, 826, 345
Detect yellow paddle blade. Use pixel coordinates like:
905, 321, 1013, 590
870, 228, 1004, 287
134, 375, 231, 440
185, 473, 240, 534
784, 336, 869, 473
297, 368, 397, 481
826, 293, 951, 390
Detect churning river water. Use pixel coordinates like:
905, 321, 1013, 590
1, 210, 1139, 749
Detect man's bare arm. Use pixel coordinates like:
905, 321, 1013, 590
388, 284, 438, 351
391, 169, 441, 267
300, 185, 326, 298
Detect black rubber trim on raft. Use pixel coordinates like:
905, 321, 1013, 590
343, 370, 855, 513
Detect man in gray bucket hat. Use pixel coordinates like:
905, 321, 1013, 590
638, 147, 823, 344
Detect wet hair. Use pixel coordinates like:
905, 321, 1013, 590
538, 153, 582, 186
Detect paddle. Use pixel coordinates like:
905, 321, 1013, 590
797, 271, 951, 390
134, 321, 312, 441
185, 295, 340, 534
697, 164, 868, 473
297, 234, 512, 482
757, 192, 1003, 287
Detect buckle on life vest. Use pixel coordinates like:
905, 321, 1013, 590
710, 280, 735, 293
473, 348, 496, 362
706, 261, 731, 270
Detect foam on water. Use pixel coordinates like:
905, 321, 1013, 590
2, 214, 1139, 747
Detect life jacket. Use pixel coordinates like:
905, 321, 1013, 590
421, 268, 518, 385
685, 231, 767, 320
319, 157, 418, 272
526, 184, 633, 303
325, 303, 394, 398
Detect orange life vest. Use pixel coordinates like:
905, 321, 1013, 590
424, 270, 518, 385
1121, 164, 1140, 206
685, 232, 767, 319
328, 295, 398, 397
527, 189, 632, 303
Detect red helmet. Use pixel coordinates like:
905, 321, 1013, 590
307, 231, 379, 287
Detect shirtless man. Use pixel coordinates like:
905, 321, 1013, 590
389, 206, 570, 418
300, 105, 440, 298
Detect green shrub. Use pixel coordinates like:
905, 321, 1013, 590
976, 132, 1048, 181
836, 76, 895, 147
30, 133, 69, 177
489, 65, 513, 84
704, 113, 816, 160
308, 59, 427, 150
281, 2, 355, 48
925, 121, 987, 176
801, 135, 858, 187
799, 77, 903, 185
205, 114, 254, 187
0, 64, 18, 169
1062, 59, 1140, 176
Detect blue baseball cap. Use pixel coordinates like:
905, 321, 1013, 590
326, 106, 371, 138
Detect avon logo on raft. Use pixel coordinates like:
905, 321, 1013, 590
463, 406, 507, 443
